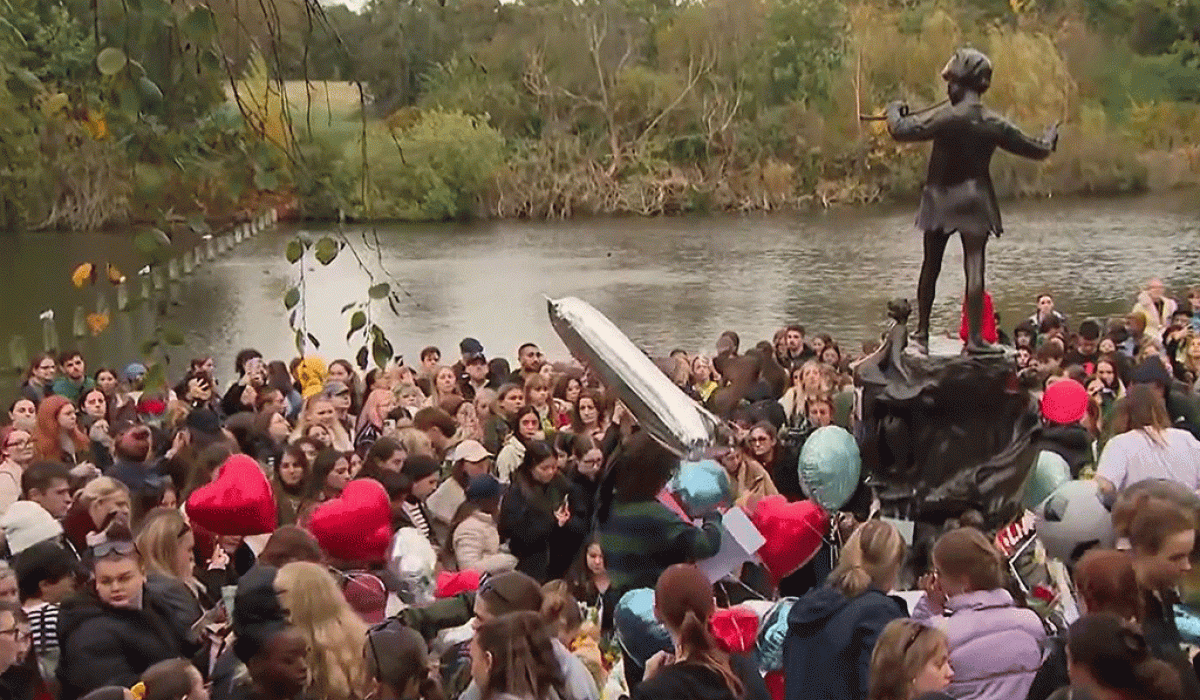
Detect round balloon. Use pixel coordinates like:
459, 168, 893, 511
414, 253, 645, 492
1034, 479, 1114, 563
669, 460, 733, 518
1021, 450, 1071, 511
797, 426, 861, 511
613, 589, 672, 669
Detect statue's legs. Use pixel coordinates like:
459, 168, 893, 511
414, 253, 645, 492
963, 231, 1003, 354
915, 230, 949, 352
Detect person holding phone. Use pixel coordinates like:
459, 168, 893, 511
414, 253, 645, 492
221, 350, 265, 417
498, 440, 586, 583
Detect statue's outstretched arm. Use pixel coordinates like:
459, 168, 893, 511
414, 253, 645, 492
989, 112, 1057, 160
886, 101, 946, 143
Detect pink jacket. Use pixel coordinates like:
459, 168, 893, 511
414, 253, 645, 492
914, 588, 1046, 700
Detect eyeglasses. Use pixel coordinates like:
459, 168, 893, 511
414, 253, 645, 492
91, 540, 137, 559
0, 628, 30, 644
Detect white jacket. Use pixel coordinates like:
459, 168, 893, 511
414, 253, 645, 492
495, 436, 525, 484
452, 511, 517, 574
1132, 291, 1178, 337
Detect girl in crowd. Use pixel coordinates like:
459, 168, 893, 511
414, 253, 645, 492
568, 536, 615, 636
358, 437, 406, 482
867, 619, 954, 700
0, 426, 35, 515
327, 359, 362, 417
22, 355, 56, 406
387, 455, 441, 545
451, 398, 484, 445
779, 361, 829, 427
322, 382, 357, 440
597, 431, 722, 597
266, 360, 303, 419
524, 375, 558, 435
65, 477, 130, 552
1088, 354, 1125, 422
33, 396, 91, 466
784, 520, 907, 700
134, 508, 211, 612
496, 406, 541, 484
552, 375, 583, 430
365, 628, 446, 700
690, 356, 719, 403
1095, 384, 1200, 495
741, 422, 788, 489
716, 444, 778, 506
571, 391, 609, 448
428, 366, 462, 410
9, 399, 36, 432
93, 368, 132, 424
635, 563, 768, 700
1055, 614, 1184, 700
540, 582, 605, 691
355, 388, 396, 451
302, 449, 351, 517
560, 433, 603, 521
913, 528, 1045, 700
485, 384, 524, 456
499, 440, 585, 582
271, 445, 310, 527
470, 611, 565, 700
1111, 490, 1200, 697
273, 562, 370, 700
250, 407, 291, 469
295, 396, 352, 453
449, 474, 517, 574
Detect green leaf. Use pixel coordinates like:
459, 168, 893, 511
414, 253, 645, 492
186, 216, 210, 235
11, 68, 41, 93
138, 76, 163, 105
97, 47, 127, 76
347, 310, 366, 340
340, 302, 357, 313
387, 295, 400, 317
182, 7, 217, 42
134, 228, 171, 254
294, 329, 305, 354
356, 346, 369, 370
307, 333, 321, 350
140, 339, 159, 355
372, 332, 394, 369
144, 363, 166, 392
283, 287, 300, 310
314, 236, 339, 265
368, 283, 391, 299
162, 327, 185, 346
285, 239, 303, 264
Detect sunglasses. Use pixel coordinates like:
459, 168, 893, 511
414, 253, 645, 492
91, 540, 137, 559
902, 624, 926, 653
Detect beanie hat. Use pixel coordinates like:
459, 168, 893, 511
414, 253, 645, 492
1041, 380, 1089, 425
401, 455, 440, 483
460, 338, 484, 355
1, 502, 64, 555
185, 408, 222, 438
123, 364, 147, 383
1132, 359, 1172, 388
465, 474, 501, 503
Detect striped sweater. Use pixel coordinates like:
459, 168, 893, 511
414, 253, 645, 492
599, 500, 722, 597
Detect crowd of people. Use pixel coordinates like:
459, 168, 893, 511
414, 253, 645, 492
0, 276, 1195, 700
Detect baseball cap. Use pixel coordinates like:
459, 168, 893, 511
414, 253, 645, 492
452, 440, 492, 463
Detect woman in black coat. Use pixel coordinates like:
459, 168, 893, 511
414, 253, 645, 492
498, 440, 587, 583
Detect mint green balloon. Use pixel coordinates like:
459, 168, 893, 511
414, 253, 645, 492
1021, 450, 1071, 511
798, 426, 861, 511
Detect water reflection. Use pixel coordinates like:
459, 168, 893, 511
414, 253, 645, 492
1, 193, 1197, 383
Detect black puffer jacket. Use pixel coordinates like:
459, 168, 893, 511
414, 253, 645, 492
56, 576, 201, 700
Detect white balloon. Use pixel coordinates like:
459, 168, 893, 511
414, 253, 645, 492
547, 296, 720, 459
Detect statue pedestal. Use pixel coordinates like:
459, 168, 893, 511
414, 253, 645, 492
855, 345, 1038, 530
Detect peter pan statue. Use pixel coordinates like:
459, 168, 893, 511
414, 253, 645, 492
887, 48, 1059, 355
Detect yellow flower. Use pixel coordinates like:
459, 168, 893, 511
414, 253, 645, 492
86, 313, 110, 336
71, 263, 96, 288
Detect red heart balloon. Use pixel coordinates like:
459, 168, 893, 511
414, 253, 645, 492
185, 454, 276, 536
709, 607, 759, 655
750, 495, 828, 582
308, 479, 391, 563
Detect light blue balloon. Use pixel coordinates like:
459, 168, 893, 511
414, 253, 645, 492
755, 597, 797, 672
669, 460, 733, 518
798, 426, 861, 511
1021, 450, 1071, 511
614, 589, 672, 668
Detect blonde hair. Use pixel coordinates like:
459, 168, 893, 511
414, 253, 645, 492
135, 508, 200, 587
394, 427, 433, 458
828, 520, 906, 598
275, 562, 370, 700
540, 580, 583, 641
868, 619, 948, 700
933, 527, 1004, 592
80, 476, 130, 509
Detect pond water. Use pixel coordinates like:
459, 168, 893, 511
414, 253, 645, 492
3, 192, 1199, 385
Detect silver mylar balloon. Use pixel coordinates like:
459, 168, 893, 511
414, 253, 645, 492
547, 296, 719, 459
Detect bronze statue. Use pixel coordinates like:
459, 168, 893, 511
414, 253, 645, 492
887, 48, 1059, 355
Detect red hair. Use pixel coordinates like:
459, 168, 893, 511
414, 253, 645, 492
34, 395, 88, 461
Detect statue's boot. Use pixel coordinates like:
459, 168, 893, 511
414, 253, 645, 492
965, 337, 1006, 355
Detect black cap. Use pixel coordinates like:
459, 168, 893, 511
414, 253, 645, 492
460, 337, 484, 355
233, 565, 290, 663
401, 454, 441, 482
185, 408, 222, 437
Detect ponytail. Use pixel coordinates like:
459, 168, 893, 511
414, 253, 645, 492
828, 520, 905, 598
677, 609, 744, 699
829, 564, 873, 599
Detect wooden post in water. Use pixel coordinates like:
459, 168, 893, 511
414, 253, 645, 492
152, 268, 165, 293
168, 258, 180, 281
40, 311, 59, 354
72, 306, 86, 339
182, 252, 194, 276
116, 281, 129, 311
205, 237, 215, 260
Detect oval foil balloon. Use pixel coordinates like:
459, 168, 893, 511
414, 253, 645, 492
547, 296, 719, 459
1021, 450, 1071, 511
669, 460, 733, 518
613, 589, 672, 669
797, 426, 861, 511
